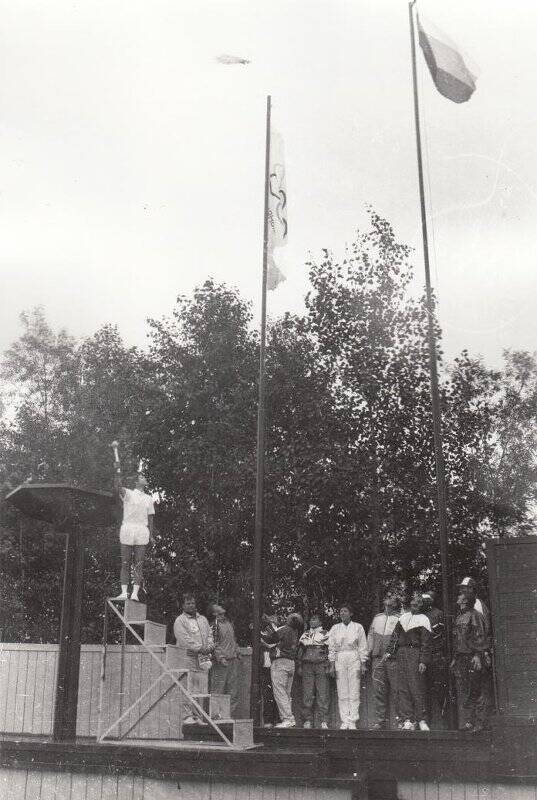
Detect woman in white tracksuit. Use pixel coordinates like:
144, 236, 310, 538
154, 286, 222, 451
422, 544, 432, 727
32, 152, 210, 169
328, 604, 369, 729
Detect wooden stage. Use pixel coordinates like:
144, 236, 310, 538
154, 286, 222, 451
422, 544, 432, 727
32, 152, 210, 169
2, 721, 537, 800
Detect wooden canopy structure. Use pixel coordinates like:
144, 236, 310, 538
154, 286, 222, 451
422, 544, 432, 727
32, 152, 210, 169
5, 483, 117, 742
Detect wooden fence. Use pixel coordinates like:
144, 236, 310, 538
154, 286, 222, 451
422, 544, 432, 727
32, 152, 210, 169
0, 644, 253, 737
0, 641, 449, 736
1, 767, 536, 800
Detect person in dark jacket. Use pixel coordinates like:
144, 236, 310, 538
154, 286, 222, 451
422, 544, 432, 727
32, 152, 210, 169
209, 603, 240, 718
297, 613, 330, 729
386, 592, 432, 731
451, 593, 488, 732
260, 613, 280, 727
456, 576, 495, 722
422, 591, 447, 722
263, 612, 303, 728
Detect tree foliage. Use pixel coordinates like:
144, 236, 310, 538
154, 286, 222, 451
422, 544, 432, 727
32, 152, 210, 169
1, 213, 536, 644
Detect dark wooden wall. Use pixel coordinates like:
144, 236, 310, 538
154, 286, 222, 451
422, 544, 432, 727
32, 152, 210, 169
487, 535, 537, 718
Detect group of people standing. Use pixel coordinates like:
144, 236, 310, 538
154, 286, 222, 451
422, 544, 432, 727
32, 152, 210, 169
109, 453, 493, 734
260, 578, 493, 733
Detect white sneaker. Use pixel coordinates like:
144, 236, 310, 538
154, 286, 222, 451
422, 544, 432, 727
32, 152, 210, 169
418, 720, 430, 731
321, 722, 329, 729
275, 719, 295, 728
402, 719, 415, 731
111, 592, 128, 601
303, 720, 312, 729
183, 716, 197, 725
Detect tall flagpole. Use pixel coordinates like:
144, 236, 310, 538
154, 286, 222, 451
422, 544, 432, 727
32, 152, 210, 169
250, 94, 271, 723
408, 1, 455, 717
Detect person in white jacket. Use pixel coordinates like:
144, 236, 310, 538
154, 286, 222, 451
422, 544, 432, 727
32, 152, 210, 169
328, 604, 368, 729
173, 593, 214, 724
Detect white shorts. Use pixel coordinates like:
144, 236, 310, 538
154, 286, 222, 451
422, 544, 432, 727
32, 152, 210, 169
120, 524, 149, 546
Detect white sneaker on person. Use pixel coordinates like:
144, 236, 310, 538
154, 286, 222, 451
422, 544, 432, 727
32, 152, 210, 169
303, 720, 312, 729
183, 716, 197, 725
418, 720, 430, 732
402, 719, 415, 731
111, 592, 129, 601
275, 719, 295, 728
321, 722, 329, 729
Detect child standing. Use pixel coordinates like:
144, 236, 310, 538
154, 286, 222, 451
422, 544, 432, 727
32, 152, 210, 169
298, 613, 330, 729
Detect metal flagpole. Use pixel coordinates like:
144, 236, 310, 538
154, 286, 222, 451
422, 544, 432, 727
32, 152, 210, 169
250, 94, 271, 723
408, 1, 455, 723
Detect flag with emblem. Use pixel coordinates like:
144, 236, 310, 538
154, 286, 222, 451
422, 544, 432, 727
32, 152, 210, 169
267, 129, 288, 290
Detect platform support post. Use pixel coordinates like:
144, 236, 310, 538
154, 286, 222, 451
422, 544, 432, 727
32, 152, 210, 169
53, 529, 85, 741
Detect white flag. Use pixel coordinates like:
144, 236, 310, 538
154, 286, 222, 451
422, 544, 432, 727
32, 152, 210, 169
267, 129, 287, 290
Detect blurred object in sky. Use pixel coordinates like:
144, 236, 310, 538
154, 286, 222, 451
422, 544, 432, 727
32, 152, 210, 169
216, 54, 250, 65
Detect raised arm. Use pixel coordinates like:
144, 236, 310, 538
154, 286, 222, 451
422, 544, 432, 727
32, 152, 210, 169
111, 440, 126, 499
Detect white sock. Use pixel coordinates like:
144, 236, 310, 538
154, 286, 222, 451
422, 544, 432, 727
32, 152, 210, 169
131, 584, 140, 600
121, 584, 128, 596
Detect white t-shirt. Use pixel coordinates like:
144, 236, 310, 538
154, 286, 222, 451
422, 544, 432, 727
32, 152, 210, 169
120, 488, 154, 545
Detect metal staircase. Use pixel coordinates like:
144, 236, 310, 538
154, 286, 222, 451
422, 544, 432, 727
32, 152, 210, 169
96, 598, 254, 750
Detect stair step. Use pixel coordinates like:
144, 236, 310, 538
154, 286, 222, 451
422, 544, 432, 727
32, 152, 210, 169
192, 693, 231, 720
121, 599, 147, 622
128, 619, 167, 645
165, 664, 209, 695
182, 719, 254, 748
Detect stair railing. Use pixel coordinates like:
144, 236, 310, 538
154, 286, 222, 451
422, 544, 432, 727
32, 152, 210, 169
97, 598, 236, 748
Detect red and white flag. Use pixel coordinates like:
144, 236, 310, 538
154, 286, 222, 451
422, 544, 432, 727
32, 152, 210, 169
418, 15, 477, 104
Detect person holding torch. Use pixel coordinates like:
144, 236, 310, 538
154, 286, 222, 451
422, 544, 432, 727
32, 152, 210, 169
111, 441, 154, 602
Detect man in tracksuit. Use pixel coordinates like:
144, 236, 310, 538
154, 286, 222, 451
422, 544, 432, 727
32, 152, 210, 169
367, 592, 400, 730
422, 591, 447, 721
457, 576, 495, 723
451, 593, 488, 732
386, 593, 432, 731
297, 613, 330, 729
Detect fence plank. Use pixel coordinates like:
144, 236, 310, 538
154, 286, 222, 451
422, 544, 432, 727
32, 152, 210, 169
4, 651, 19, 732
25, 769, 43, 800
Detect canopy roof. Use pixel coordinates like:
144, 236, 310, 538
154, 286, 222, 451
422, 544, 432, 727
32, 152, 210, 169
5, 483, 117, 531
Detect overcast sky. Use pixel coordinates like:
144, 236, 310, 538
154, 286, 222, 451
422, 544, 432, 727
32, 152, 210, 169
1, 0, 536, 367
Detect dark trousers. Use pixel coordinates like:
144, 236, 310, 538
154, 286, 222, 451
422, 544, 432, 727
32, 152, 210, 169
427, 656, 448, 720
397, 647, 428, 723
454, 654, 486, 729
371, 657, 398, 727
261, 666, 278, 725
302, 662, 330, 724
120, 544, 146, 585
